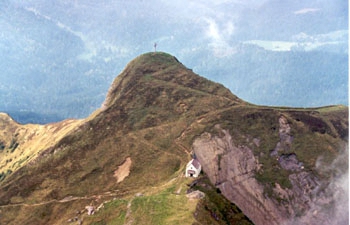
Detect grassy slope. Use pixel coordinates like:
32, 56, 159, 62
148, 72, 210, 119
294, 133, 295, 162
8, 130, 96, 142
0, 112, 84, 182
0, 52, 249, 224
0, 52, 347, 224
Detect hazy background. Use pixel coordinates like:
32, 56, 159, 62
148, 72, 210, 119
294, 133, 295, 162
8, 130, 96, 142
0, 0, 348, 123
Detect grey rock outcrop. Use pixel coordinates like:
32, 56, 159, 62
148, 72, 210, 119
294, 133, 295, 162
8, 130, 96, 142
278, 153, 303, 171
186, 190, 205, 199
270, 116, 293, 157
85, 205, 95, 215
192, 117, 348, 225
193, 129, 287, 225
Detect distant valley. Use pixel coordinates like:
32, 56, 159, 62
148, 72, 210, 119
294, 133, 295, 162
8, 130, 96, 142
0, 2, 347, 124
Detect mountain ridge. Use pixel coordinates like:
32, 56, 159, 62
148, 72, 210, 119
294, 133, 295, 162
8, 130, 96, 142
0, 52, 348, 225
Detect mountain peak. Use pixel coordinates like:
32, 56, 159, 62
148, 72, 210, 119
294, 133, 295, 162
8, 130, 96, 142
131, 52, 183, 68
101, 52, 243, 110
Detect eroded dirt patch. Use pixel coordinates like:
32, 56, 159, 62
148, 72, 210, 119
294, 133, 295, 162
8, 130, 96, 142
114, 157, 132, 183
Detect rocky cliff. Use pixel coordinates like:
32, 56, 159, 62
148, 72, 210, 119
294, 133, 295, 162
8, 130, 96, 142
192, 110, 348, 225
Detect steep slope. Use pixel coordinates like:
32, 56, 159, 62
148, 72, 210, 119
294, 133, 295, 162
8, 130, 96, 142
191, 105, 348, 225
0, 112, 83, 182
0, 52, 249, 225
0, 52, 347, 225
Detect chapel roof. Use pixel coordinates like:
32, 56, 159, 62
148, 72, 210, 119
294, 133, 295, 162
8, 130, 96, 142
190, 159, 201, 169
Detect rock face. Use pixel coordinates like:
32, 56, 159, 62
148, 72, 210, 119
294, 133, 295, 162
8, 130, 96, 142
270, 116, 293, 157
278, 153, 303, 171
186, 190, 205, 199
193, 128, 287, 225
193, 115, 348, 225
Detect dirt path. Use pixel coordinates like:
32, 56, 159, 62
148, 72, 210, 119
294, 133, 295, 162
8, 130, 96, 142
0, 190, 127, 209
124, 197, 134, 225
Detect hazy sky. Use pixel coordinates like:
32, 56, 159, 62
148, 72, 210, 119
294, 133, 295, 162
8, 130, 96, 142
0, 0, 348, 120
12, 0, 347, 58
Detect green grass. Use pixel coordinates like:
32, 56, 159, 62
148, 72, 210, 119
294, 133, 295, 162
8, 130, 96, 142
192, 176, 253, 225
84, 199, 128, 225
130, 181, 197, 225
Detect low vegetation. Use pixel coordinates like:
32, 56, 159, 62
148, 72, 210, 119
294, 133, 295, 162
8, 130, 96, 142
0, 52, 347, 224
191, 176, 253, 225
